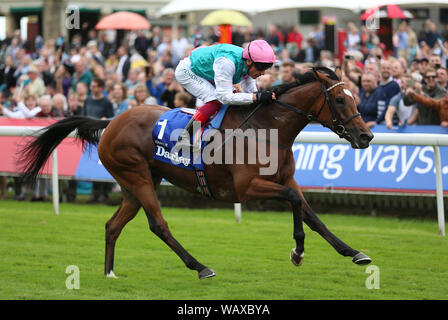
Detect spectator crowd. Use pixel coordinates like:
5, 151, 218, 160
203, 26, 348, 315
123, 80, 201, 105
1, 18, 448, 202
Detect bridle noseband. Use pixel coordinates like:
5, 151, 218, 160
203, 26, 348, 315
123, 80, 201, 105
274, 79, 361, 139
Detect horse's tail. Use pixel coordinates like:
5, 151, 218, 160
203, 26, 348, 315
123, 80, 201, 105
18, 116, 110, 182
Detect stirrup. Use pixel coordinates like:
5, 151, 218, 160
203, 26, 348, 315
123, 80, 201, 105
173, 137, 202, 153
173, 118, 202, 153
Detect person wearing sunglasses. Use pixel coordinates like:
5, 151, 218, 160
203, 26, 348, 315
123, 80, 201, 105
403, 67, 447, 125
174, 40, 277, 151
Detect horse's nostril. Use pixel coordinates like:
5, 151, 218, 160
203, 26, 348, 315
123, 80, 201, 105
360, 133, 373, 143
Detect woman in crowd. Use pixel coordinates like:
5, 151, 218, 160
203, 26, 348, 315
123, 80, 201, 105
0, 93, 41, 118
128, 83, 158, 107
65, 91, 83, 116
109, 82, 130, 117
52, 93, 68, 117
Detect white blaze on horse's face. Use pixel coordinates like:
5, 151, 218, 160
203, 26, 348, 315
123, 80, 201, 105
343, 89, 356, 105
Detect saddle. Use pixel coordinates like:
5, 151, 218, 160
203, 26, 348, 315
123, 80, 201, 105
152, 106, 229, 198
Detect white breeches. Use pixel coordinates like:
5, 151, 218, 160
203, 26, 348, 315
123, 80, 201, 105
174, 57, 217, 104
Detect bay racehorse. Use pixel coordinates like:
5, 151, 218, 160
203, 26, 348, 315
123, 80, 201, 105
19, 66, 373, 279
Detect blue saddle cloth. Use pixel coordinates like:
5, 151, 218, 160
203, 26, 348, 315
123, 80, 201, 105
152, 105, 229, 170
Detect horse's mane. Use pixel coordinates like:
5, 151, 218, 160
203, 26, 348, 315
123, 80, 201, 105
231, 66, 340, 114
272, 66, 340, 97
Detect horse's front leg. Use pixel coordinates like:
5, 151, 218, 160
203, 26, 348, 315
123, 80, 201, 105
287, 188, 306, 266
239, 177, 305, 266
286, 178, 371, 265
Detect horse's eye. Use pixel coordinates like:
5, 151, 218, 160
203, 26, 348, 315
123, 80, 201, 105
335, 97, 344, 104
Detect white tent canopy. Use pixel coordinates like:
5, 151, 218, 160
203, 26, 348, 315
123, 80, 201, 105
157, 0, 256, 17
157, 0, 448, 17
385, 0, 448, 6
251, 0, 380, 14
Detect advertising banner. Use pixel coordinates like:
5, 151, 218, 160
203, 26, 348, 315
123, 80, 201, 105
1, 119, 448, 193
0, 118, 83, 177
293, 124, 448, 193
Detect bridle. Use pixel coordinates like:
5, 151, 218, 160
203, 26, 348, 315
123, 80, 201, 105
218, 70, 361, 151
273, 77, 361, 139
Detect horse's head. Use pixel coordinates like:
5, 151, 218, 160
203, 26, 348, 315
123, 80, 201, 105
310, 67, 373, 149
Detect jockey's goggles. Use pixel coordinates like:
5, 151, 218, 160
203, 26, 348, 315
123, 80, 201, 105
252, 61, 274, 71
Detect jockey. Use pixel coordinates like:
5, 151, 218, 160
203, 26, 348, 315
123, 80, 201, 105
174, 39, 277, 151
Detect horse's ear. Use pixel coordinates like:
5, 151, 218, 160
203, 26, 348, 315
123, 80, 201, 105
312, 68, 325, 82
334, 67, 342, 80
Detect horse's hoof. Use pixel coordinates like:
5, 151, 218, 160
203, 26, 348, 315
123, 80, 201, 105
198, 267, 216, 280
106, 270, 118, 279
352, 252, 372, 265
290, 248, 305, 266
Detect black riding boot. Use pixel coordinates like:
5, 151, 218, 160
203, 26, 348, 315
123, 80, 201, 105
173, 117, 202, 152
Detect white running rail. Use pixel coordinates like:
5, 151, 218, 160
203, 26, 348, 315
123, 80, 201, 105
0, 126, 445, 235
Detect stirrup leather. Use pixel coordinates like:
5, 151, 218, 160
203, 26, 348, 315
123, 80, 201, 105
173, 118, 202, 152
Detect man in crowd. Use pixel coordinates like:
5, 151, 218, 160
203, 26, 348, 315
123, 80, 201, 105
83, 78, 114, 203
429, 54, 443, 70
417, 58, 429, 79
0, 55, 17, 92
154, 68, 175, 105
24, 64, 46, 98
376, 61, 401, 124
83, 77, 113, 119
71, 56, 93, 93
278, 61, 296, 84
391, 60, 405, 85
379, 61, 401, 103
385, 74, 418, 128
363, 62, 380, 84
436, 67, 448, 89
257, 73, 275, 90
357, 72, 384, 128
116, 45, 131, 81
406, 85, 448, 127
403, 67, 447, 125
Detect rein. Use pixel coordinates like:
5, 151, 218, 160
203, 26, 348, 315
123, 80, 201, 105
215, 102, 265, 152
274, 80, 361, 139
217, 70, 361, 151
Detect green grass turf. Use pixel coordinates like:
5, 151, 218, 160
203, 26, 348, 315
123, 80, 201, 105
0, 200, 447, 300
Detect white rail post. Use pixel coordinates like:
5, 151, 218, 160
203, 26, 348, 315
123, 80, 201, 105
52, 148, 59, 215
433, 146, 445, 236
234, 203, 242, 223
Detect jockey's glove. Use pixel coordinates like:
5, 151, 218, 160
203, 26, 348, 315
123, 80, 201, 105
256, 91, 274, 104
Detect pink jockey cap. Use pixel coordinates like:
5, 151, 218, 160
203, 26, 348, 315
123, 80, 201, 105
242, 40, 278, 63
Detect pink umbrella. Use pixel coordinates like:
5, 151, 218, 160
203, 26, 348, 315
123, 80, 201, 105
360, 4, 413, 20
95, 11, 150, 30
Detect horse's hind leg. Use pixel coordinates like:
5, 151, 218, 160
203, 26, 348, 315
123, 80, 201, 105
105, 187, 141, 278
140, 185, 215, 279
287, 179, 371, 265
112, 166, 215, 280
